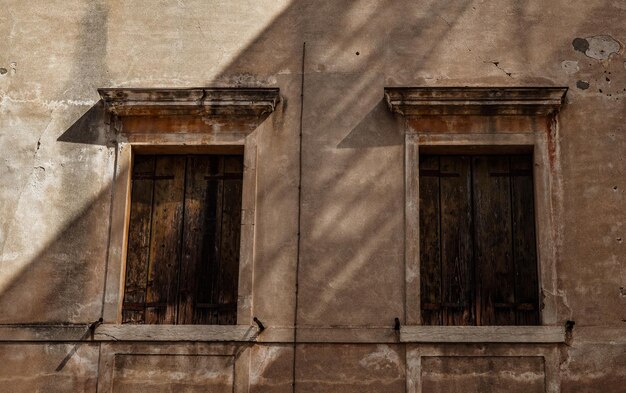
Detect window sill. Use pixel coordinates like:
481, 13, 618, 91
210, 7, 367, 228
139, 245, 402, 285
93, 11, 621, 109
400, 325, 565, 343
93, 324, 259, 342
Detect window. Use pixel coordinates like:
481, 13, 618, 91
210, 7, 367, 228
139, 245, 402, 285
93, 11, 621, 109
99, 87, 278, 333
384, 86, 567, 331
419, 154, 539, 326
122, 154, 243, 325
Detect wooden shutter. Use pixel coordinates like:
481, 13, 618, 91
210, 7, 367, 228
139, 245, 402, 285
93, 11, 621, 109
420, 154, 539, 326
122, 154, 243, 325
179, 155, 243, 325
419, 156, 443, 325
122, 155, 156, 324
420, 156, 474, 325
510, 156, 540, 325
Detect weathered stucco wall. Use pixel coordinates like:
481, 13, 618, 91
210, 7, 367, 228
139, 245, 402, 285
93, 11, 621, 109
0, 0, 624, 391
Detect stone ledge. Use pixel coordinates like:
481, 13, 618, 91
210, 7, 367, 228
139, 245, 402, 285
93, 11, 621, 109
400, 325, 566, 343
0, 325, 568, 344
94, 324, 259, 342
384, 87, 567, 116
0, 324, 259, 342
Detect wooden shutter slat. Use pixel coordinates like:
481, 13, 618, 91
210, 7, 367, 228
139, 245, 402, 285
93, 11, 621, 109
419, 155, 442, 325
194, 155, 224, 324
473, 156, 516, 326
145, 156, 186, 324
177, 155, 210, 324
510, 155, 540, 325
440, 156, 474, 326
122, 155, 156, 324
217, 165, 243, 325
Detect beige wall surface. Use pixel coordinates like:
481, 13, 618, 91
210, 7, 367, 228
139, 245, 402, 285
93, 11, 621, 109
0, 0, 624, 391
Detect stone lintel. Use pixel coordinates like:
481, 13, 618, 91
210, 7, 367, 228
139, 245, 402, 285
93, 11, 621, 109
384, 87, 568, 116
98, 87, 280, 118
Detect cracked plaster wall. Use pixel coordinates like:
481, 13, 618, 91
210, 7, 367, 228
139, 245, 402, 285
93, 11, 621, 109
0, 0, 625, 391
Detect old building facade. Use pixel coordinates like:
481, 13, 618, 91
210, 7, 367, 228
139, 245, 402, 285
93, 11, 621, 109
0, 1, 624, 391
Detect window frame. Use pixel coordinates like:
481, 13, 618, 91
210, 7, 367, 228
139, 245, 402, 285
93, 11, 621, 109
99, 87, 279, 341
407, 137, 555, 327
384, 87, 568, 334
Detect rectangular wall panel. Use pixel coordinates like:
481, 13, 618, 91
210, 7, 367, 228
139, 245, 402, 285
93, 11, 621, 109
112, 354, 234, 393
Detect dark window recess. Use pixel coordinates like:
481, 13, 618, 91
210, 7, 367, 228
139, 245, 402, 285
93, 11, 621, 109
420, 154, 540, 326
123, 154, 243, 325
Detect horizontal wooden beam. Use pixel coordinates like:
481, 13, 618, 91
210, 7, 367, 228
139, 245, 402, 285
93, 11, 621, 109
99, 87, 280, 118
400, 325, 565, 343
385, 87, 567, 116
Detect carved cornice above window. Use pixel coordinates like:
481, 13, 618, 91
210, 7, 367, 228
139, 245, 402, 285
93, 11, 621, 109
98, 87, 280, 117
384, 87, 567, 116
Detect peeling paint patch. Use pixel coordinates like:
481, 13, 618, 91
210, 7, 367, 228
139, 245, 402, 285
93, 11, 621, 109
358, 345, 401, 371
572, 35, 621, 60
576, 80, 589, 90
561, 60, 579, 74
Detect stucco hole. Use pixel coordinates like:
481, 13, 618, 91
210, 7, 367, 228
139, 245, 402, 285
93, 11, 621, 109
576, 80, 589, 90
0, 68, 7, 75
355, 51, 360, 56
617, 237, 623, 243
572, 38, 589, 53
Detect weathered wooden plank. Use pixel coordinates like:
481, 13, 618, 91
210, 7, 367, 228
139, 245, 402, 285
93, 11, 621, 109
400, 325, 565, 343
177, 155, 210, 324
195, 155, 224, 324
122, 155, 155, 324
145, 156, 186, 324
440, 156, 474, 326
94, 324, 257, 342
419, 155, 442, 325
217, 155, 243, 325
511, 155, 540, 325
473, 156, 516, 325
